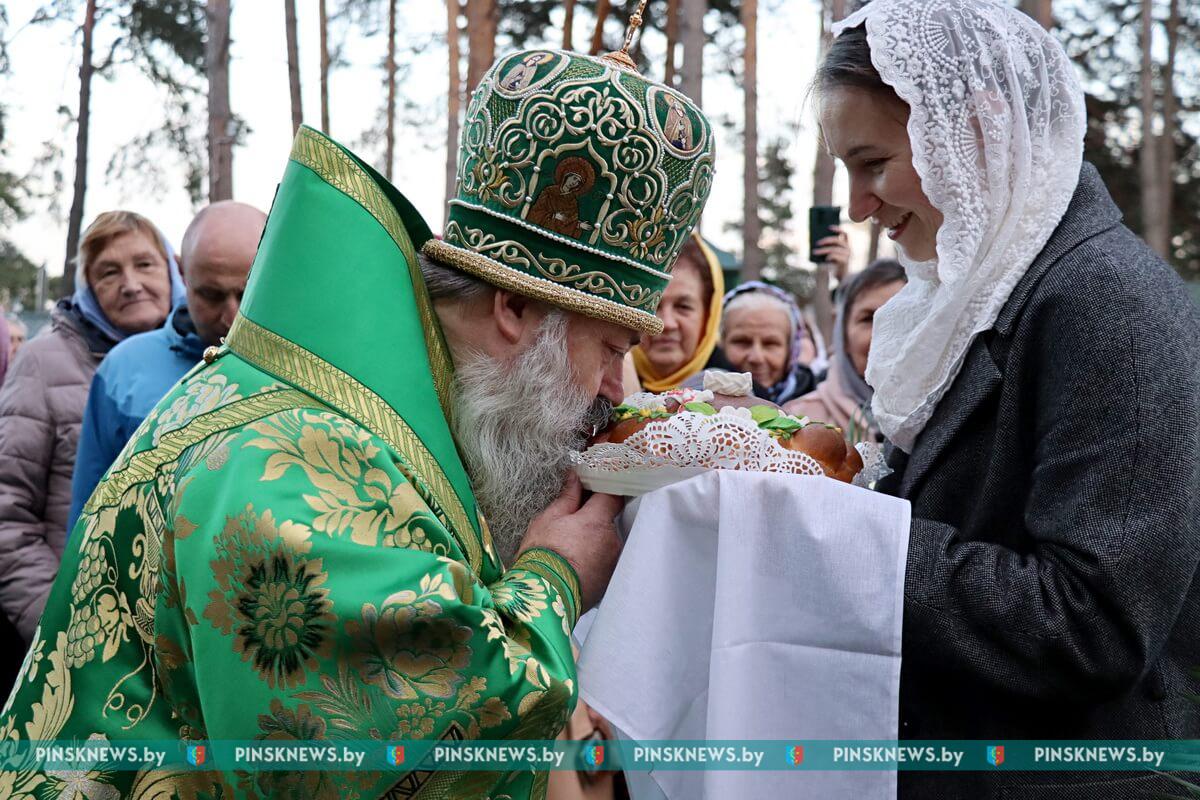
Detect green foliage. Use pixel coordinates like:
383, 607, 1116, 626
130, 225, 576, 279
757, 137, 798, 276
0, 12, 28, 270
19, 1, 207, 206
725, 135, 815, 299
0, 106, 24, 228
1055, 0, 1200, 281
0, 241, 40, 308
496, 0, 558, 49
496, 1, 740, 68
120, 0, 206, 76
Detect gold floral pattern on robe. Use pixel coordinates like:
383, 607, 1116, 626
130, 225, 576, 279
0, 354, 583, 800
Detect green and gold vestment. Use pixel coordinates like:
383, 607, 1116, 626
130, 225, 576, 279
0, 126, 582, 800
2, 38, 715, 799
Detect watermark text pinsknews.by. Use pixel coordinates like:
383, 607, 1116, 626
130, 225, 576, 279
633, 744, 766, 768
32, 744, 169, 768
1034, 745, 1165, 768
431, 744, 567, 768
833, 745, 964, 767
234, 744, 366, 767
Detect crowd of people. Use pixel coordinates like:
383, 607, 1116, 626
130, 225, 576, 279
0, 208, 880, 699
0, 203, 266, 689
0, 0, 1196, 798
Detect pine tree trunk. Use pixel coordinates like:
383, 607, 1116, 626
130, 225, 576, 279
741, 0, 763, 281
563, 0, 576, 50
590, 0, 612, 55
1019, 0, 1054, 29
465, 0, 497, 92
1139, 0, 1165, 255
385, 0, 397, 180
1159, 0, 1178, 259
206, 0, 233, 201
1036, 0, 1053, 28
446, 0, 462, 225
679, 0, 704, 105
63, 0, 98, 295
810, 0, 845, 345
284, 0, 303, 134
664, 0, 679, 86
811, 0, 843, 207
319, 0, 330, 133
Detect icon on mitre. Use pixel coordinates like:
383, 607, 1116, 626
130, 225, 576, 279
528, 156, 597, 239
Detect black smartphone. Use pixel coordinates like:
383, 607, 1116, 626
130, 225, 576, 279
809, 205, 842, 263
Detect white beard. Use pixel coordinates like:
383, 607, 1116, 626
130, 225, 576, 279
450, 312, 612, 566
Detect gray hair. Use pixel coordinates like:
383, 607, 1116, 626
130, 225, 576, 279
419, 252, 493, 305
720, 291, 797, 341
450, 310, 603, 564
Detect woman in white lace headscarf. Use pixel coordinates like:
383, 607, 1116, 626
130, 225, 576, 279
815, 1, 1200, 796
824, 0, 1086, 451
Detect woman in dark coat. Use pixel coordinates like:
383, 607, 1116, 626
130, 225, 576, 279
816, 1, 1200, 797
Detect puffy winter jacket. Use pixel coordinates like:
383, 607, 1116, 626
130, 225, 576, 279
68, 305, 208, 532
0, 302, 110, 642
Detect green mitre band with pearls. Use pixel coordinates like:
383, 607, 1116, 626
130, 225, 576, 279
423, 46, 716, 335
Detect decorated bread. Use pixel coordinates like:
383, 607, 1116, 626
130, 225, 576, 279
587, 372, 863, 484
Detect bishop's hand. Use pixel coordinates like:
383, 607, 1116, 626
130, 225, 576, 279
517, 472, 624, 614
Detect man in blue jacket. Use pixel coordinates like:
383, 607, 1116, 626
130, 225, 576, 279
68, 201, 266, 531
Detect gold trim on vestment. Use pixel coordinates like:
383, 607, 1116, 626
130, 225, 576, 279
226, 314, 485, 573
288, 126, 457, 423
422, 239, 665, 335
512, 548, 582, 630
84, 389, 317, 514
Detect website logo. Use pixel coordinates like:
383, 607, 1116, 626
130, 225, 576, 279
788, 745, 805, 766
583, 744, 605, 768
987, 745, 1005, 767
186, 745, 206, 767
387, 745, 406, 766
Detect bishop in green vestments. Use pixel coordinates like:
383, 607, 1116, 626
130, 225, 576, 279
0, 41, 713, 800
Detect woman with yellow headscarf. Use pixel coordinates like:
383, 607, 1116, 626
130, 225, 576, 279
631, 231, 725, 392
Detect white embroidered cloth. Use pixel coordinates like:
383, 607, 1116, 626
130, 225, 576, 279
577, 471, 911, 799
836, 0, 1086, 451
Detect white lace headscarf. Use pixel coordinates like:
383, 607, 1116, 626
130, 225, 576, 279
832, 0, 1086, 452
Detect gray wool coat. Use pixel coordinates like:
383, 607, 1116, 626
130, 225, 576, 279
880, 162, 1200, 798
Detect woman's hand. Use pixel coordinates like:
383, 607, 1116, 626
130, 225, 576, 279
814, 225, 852, 281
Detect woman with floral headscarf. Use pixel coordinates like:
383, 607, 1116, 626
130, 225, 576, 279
717, 281, 816, 405
816, 1, 1199, 796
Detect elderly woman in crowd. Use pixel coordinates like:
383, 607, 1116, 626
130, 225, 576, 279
818, 1, 1199, 797
0, 210, 183, 647
629, 232, 725, 392
7, 316, 26, 363
717, 282, 816, 405
785, 258, 905, 444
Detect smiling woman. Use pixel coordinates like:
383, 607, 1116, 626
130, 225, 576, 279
81, 216, 174, 335
0, 210, 183, 658
812, 2, 1200, 797
631, 232, 724, 392
815, 25, 944, 263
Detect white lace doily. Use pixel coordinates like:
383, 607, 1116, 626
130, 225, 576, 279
852, 441, 889, 489
574, 409, 826, 496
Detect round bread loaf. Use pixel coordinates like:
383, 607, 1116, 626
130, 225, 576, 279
590, 391, 863, 483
